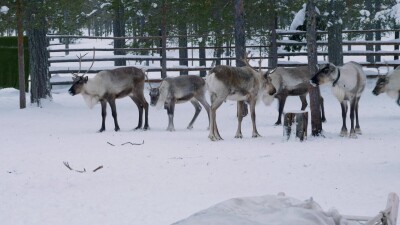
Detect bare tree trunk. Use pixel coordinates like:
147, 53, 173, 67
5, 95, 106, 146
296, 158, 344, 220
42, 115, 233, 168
26, 0, 51, 106
17, 0, 26, 109
365, 0, 374, 63
327, 0, 343, 66
306, 0, 322, 136
199, 36, 206, 77
234, 0, 246, 67
268, 16, 278, 69
374, 1, 381, 63
213, 3, 224, 66
113, 0, 126, 66
160, 0, 167, 78
178, 22, 188, 75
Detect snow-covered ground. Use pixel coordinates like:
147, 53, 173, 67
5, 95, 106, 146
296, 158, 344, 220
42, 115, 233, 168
1, 37, 400, 225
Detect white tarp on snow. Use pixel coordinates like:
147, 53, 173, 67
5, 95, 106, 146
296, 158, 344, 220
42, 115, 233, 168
172, 194, 358, 225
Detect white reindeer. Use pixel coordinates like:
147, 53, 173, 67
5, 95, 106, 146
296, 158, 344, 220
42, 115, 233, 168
372, 66, 400, 105
206, 62, 276, 141
310, 62, 366, 138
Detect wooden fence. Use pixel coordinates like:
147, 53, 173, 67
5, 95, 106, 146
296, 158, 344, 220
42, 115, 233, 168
47, 34, 270, 85
47, 29, 400, 85
270, 29, 400, 69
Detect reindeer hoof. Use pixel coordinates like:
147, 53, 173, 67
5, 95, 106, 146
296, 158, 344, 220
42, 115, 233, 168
252, 133, 262, 138
209, 134, 223, 141
274, 121, 281, 126
321, 118, 327, 123
235, 134, 243, 139
187, 125, 194, 130
349, 132, 358, 139
355, 128, 362, 134
142, 126, 149, 131
340, 129, 348, 137
167, 127, 175, 132
115, 128, 120, 132
98, 128, 105, 133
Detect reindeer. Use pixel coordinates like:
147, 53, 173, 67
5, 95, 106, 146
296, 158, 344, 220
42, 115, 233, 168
206, 59, 276, 141
148, 75, 210, 131
266, 66, 326, 125
68, 52, 149, 132
372, 66, 400, 105
310, 62, 366, 138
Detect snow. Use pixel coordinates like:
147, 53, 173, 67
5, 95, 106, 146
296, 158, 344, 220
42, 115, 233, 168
2, 38, 400, 225
173, 194, 357, 225
0, 6, 9, 14
290, 4, 306, 31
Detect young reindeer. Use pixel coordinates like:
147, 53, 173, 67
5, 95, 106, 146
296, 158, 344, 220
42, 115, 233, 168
148, 75, 210, 131
68, 52, 149, 132
310, 62, 366, 138
206, 56, 276, 141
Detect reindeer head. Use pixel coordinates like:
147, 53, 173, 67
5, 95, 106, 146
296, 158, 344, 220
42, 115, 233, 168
310, 63, 336, 86
146, 73, 161, 106
372, 75, 388, 96
68, 50, 95, 96
69, 75, 89, 96
149, 87, 160, 106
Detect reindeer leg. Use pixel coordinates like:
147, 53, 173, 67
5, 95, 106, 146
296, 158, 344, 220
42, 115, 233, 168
130, 96, 145, 130
142, 96, 150, 130
187, 99, 202, 130
166, 100, 176, 132
108, 98, 120, 132
275, 94, 286, 126
355, 96, 362, 134
320, 95, 326, 122
99, 100, 107, 132
209, 93, 224, 141
349, 98, 357, 139
196, 95, 211, 130
300, 94, 308, 110
397, 91, 400, 106
235, 101, 244, 138
340, 101, 348, 137
250, 98, 261, 138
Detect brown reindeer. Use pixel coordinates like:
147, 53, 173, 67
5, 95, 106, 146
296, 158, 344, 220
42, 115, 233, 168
206, 60, 276, 141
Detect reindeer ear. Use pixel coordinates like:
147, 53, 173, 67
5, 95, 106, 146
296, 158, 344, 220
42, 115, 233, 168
83, 76, 88, 83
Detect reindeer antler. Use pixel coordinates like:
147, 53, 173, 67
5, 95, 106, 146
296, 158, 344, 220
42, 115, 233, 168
81, 49, 96, 77
145, 72, 153, 89
72, 48, 96, 78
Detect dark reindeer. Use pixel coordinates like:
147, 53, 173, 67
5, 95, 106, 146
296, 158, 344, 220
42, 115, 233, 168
372, 67, 400, 105
148, 75, 210, 131
266, 66, 326, 125
311, 62, 366, 138
206, 61, 276, 141
68, 53, 149, 132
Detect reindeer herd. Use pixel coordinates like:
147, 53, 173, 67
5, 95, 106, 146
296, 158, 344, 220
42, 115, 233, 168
68, 54, 400, 141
